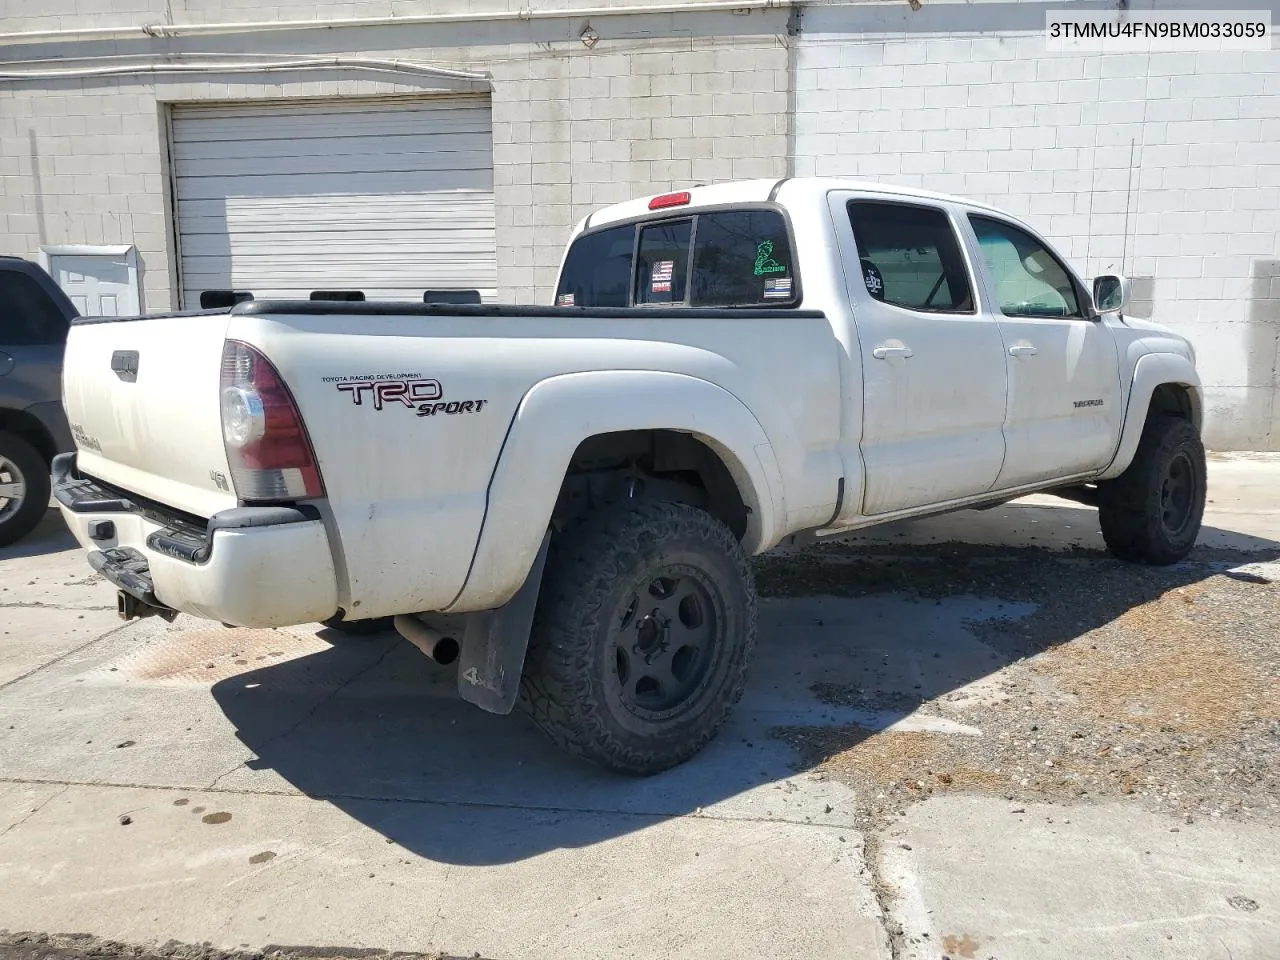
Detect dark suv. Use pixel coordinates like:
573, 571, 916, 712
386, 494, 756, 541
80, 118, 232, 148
0, 257, 77, 545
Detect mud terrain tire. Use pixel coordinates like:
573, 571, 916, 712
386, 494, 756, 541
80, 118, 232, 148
518, 499, 757, 775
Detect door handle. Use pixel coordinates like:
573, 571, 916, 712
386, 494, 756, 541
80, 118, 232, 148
1008, 344, 1039, 357
872, 345, 914, 360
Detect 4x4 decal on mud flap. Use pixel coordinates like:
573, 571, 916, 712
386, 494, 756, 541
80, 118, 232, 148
330, 376, 488, 418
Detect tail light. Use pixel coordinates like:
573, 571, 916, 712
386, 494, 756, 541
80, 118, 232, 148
219, 340, 324, 501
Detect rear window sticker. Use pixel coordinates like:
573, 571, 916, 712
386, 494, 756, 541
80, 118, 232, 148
763, 276, 793, 299
753, 240, 787, 276
556, 292, 576, 306
651, 259, 675, 293
861, 258, 885, 298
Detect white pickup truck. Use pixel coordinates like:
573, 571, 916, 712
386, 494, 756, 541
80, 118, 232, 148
54, 178, 1205, 774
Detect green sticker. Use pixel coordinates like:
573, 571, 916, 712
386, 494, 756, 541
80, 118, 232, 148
753, 240, 787, 276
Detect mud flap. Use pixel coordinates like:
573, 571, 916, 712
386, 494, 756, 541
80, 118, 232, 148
456, 529, 551, 715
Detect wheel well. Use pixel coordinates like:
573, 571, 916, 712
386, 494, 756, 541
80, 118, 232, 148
553, 430, 750, 541
0, 408, 55, 465
1147, 383, 1198, 427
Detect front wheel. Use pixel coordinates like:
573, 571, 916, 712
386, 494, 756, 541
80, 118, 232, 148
1097, 415, 1206, 565
0, 431, 50, 548
518, 500, 757, 775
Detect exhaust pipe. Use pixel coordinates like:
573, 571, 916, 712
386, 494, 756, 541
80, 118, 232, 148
393, 614, 460, 665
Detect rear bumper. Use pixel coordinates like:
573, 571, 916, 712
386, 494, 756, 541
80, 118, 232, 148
53, 453, 339, 628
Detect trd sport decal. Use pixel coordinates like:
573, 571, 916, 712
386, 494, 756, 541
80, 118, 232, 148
326, 374, 488, 418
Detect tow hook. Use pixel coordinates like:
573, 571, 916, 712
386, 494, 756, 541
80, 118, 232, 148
117, 590, 179, 623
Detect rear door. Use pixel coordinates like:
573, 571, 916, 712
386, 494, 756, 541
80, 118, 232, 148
830, 193, 1009, 514
962, 213, 1123, 487
0, 266, 71, 413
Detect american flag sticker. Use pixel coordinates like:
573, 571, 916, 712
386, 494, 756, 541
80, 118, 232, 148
556, 292, 575, 306
763, 276, 793, 299
651, 259, 675, 293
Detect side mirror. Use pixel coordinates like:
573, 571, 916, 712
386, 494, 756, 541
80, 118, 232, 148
1092, 274, 1130, 315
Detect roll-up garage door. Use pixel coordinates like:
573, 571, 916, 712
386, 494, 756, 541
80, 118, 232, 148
171, 97, 496, 306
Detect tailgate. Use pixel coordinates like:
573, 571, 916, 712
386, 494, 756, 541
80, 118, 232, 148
61, 313, 239, 519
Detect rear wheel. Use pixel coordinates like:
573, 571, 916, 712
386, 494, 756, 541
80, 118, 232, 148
518, 499, 757, 775
0, 431, 50, 548
1097, 415, 1206, 565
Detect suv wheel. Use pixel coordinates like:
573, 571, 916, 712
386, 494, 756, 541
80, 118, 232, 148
0, 431, 50, 548
518, 499, 757, 775
1097, 415, 1206, 565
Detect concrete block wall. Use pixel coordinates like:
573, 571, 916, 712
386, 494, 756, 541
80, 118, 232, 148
794, 2, 1280, 450
0, 5, 790, 307
491, 42, 789, 301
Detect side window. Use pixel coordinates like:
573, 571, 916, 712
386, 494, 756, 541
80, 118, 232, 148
634, 219, 691, 306
969, 216, 1082, 319
847, 201, 974, 313
691, 210, 796, 306
554, 224, 634, 308
0, 270, 70, 346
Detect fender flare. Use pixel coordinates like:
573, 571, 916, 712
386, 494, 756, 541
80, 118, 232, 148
1098, 352, 1203, 481
445, 369, 786, 613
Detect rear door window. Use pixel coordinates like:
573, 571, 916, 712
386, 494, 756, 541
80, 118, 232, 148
0, 270, 70, 346
846, 201, 975, 314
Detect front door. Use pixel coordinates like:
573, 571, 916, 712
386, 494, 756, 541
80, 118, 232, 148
963, 214, 1123, 488
832, 194, 1009, 515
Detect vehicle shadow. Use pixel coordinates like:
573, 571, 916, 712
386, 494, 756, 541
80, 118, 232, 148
210, 501, 1279, 867
0, 507, 77, 562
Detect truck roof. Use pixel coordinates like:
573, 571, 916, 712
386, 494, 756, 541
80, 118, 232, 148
578, 176, 1015, 234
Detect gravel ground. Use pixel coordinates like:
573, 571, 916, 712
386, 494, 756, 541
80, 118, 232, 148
754, 539, 1280, 830
0, 935, 474, 960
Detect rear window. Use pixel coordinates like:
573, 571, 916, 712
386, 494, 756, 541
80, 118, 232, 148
555, 224, 633, 308
635, 220, 691, 306
691, 210, 795, 306
553, 207, 798, 308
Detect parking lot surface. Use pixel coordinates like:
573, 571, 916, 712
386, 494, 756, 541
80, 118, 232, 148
1, 454, 1277, 960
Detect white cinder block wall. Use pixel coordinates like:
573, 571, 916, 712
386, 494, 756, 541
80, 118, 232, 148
0, 1, 789, 307
4, 0, 1278, 449
795, 1, 1280, 451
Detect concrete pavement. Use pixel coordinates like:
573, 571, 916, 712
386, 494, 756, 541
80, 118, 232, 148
1, 456, 1277, 960
883, 797, 1278, 960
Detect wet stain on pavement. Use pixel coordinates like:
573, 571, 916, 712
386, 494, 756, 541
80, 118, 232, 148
202, 811, 232, 825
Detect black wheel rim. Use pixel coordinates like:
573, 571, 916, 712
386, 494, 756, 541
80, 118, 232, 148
609, 567, 721, 720
1161, 451, 1197, 537
0, 455, 26, 523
